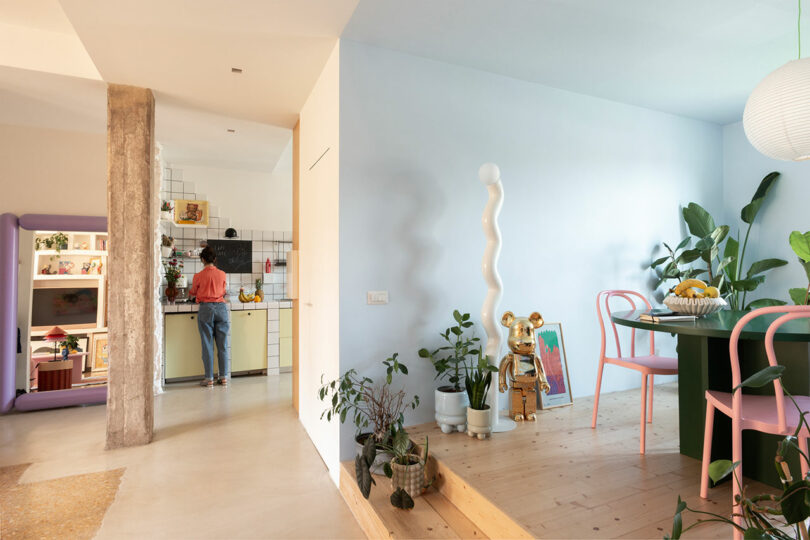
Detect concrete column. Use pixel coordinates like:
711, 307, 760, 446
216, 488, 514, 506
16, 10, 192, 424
106, 84, 155, 448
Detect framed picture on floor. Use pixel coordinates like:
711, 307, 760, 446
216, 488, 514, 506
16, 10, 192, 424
173, 199, 209, 227
535, 322, 572, 409
91, 333, 109, 371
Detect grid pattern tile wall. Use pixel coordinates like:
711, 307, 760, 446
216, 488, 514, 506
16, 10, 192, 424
160, 168, 292, 301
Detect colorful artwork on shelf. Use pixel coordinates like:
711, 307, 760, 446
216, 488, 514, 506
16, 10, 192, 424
535, 323, 572, 409
58, 260, 75, 275
89, 257, 102, 275
91, 333, 109, 371
174, 199, 209, 227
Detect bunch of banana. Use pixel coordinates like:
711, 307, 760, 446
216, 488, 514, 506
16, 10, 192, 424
238, 287, 256, 303
670, 279, 720, 299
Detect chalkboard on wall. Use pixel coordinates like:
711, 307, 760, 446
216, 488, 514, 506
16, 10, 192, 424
206, 240, 252, 273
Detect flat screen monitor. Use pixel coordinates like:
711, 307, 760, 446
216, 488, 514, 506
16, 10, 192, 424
32, 287, 99, 328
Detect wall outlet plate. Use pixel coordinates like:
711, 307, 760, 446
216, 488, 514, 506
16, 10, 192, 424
367, 291, 388, 305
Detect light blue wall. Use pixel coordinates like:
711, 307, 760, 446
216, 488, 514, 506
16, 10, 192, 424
722, 122, 810, 305
337, 40, 724, 460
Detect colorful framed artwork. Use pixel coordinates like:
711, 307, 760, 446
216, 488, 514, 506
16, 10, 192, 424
535, 322, 572, 409
89, 256, 102, 274
173, 199, 209, 227
91, 333, 109, 371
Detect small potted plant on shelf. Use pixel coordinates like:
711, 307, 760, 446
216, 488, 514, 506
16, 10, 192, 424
318, 352, 419, 474
418, 310, 480, 433
161, 234, 174, 258
35, 232, 69, 254
465, 351, 498, 440
160, 200, 174, 221
163, 258, 183, 304
355, 425, 431, 510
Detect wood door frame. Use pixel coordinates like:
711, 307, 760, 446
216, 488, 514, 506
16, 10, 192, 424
292, 120, 300, 414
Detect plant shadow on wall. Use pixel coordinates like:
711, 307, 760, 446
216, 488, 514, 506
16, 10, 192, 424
667, 366, 810, 539
651, 172, 788, 310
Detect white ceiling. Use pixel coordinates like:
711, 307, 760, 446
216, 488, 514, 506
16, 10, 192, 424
59, 0, 359, 129
343, 0, 806, 124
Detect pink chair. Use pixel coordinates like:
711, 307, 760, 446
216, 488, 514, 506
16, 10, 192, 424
699, 305, 810, 533
592, 290, 678, 454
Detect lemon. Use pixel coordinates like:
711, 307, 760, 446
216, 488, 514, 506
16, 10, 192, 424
703, 286, 720, 299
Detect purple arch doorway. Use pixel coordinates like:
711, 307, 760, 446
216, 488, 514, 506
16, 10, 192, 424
0, 214, 108, 412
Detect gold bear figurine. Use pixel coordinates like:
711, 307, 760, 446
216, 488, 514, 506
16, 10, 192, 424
498, 311, 550, 421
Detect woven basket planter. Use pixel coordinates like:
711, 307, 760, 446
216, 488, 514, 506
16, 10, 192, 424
389, 457, 424, 499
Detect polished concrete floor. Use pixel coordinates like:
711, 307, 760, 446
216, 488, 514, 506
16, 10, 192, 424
0, 374, 363, 539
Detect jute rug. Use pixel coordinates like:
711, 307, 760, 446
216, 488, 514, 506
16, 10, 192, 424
0, 463, 124, 539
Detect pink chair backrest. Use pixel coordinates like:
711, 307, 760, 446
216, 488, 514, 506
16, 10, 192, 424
596, 290, 654, 360
729, 305, 810, 433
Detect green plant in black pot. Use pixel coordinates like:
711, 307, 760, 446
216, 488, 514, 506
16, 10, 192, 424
318, 353, 420, 473
418, 309, 481, 433
464, 351, 498, 440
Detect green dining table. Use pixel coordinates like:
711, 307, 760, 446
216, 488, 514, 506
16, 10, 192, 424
612, 309, 810, 488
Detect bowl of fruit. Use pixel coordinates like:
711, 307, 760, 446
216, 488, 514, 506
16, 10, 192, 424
663, 279, 728, 316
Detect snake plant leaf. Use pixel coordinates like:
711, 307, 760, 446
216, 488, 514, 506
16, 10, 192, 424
746, 298, 787, 310
708, 459, 736, 484
741, 171, 780, 224
683, 202, 716, 239
790, 231, 810, 263
390, 487, 414, 510
780, 480, 810, 524
734, 365, 785, 391
355, 455, 373, 499
746, 258, 788, 278
789, 288, 809, 306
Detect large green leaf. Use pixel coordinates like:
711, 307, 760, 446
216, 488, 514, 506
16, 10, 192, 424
790, 231, 810, 263
789, 287, 810, 306
746, 258, 788, 278
683, 202, 716, 239
708, 459, 735, 484
677, 249, 701, 264
668, 496, 687, 539
781, 479, 810, 524
390, 487, 414, 510
355, 455, 373, 499
735, 365, 785, 391
740, 171, 780, 224
730, 277, 765, 292
724, 237, 739, 281
746, 298, 788, 310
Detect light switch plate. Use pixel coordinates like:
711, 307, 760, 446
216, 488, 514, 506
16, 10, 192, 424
367, 290, 389, 305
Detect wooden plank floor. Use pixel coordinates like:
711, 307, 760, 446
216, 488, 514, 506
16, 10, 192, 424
408, 384, 779, 539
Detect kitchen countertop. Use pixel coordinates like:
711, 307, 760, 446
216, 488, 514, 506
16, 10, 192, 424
162, 300, 292, 312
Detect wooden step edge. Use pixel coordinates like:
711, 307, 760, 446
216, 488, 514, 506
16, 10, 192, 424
339, 462, 393, 539
427, 453, 535, 540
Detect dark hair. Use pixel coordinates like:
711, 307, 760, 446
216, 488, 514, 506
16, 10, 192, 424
200, 246, 216, 265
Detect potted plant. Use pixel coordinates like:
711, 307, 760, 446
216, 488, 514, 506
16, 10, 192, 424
163, 258, 183, 304
161, 234, 174, 258
318, 352, 419, 474
465, 351, 498, 439
354, 426, 430, 510
160, 200, 174, 221
35, 232, 69, 254
418, 310, 480, 433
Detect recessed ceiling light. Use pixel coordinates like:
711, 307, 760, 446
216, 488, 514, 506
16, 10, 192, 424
231, 67, 243, 74
227, 129, 236, 133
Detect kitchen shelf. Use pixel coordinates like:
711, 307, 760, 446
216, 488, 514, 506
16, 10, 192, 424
35, 249, 106, 256
34, 274, 104, 280
31, 327, 108, 337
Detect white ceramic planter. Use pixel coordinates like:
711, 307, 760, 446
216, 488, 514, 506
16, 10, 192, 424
435, 388, 468, 433
355, 435, 392, 475
160, 210, 174, 221
161, 246, 173, 258
466, 406, 492, 440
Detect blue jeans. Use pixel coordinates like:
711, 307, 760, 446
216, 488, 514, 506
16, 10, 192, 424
197, 302, 230, 380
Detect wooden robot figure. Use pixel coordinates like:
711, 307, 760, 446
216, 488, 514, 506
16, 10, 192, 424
498, 311, 550, 421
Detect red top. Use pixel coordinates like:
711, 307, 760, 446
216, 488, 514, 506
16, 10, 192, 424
190, 265, 227, 303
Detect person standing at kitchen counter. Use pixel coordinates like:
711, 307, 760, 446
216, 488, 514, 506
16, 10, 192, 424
188, 246, 230, 388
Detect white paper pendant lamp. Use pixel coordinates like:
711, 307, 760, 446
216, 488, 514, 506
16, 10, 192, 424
743, 58, 810, 161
